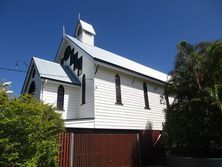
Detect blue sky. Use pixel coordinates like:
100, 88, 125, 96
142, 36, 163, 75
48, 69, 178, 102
1, 0, 222, 95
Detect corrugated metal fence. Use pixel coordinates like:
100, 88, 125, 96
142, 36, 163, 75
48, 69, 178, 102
58, 132, 138, 167
58, 133, 71, 167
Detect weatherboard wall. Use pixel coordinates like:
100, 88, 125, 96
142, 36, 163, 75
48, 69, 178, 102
56, 38, 95, 119
40, 81, 80, 120
94, 66, 166, 130
78, 47, 95, 119
77, 30, 95, 46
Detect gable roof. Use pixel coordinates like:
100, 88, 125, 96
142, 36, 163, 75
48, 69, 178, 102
79, 19, 96, 35
65, 35, 169, 83
33, 57, 81, 85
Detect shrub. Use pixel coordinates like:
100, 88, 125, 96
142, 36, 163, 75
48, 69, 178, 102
0, 91, 64, 166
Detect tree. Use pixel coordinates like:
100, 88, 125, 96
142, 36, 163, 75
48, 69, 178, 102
164, 40, 222, 156
0, 90, 64, 166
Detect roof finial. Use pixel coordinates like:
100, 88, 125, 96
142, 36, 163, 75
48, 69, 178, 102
78, 13, 81, 20
62, 25, 65, 37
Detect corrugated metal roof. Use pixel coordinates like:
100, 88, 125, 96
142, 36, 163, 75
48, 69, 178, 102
79, 20, 96, 35
33, 57, 81, 85
66, 35, 169, 83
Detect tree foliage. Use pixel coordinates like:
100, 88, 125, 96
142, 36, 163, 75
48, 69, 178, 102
164, 40, 222, 156
0, 90, 64, 166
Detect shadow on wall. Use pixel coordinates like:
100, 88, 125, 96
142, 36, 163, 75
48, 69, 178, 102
146, 121, 153, 130
66, 90, 80, 119
139, 121, 164, 166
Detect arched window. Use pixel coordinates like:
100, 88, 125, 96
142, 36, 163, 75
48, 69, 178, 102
143, 82, 150, 109
115, 74, 122, 104
32, 69, 35, 78
28, 81, 35, 95
82, 74, 86, 104
77, 27, 82, 36
57, 85, 64, 110
77, 57, 82, 76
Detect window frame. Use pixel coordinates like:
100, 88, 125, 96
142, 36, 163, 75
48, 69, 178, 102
32, 69, 35, 78
82, 74, 86, 105
143, 82, 150, 109
57, 85, 65, 111
115, 74, 123, 105
77, 27, 82, 37
28, 81, 35, 95
77, 57, 82, 76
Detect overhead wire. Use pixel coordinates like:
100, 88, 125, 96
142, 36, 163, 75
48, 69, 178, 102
0, 66, 92, 80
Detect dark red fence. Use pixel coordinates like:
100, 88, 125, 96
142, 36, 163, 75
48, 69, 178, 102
58, 132, 138, 167
58, 133, 71, 167
140, 130, 162, 165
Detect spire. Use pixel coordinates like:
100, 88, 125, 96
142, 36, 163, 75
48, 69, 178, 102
62, 25, 65, 37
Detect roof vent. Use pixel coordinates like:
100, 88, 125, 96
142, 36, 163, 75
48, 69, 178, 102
75, 19, 96, 46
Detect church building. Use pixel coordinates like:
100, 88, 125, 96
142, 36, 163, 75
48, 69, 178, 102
22, 18, 171, 167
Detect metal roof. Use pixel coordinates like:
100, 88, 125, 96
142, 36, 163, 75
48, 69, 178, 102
79, 20, 96, 35
66, 35, 169, 83
33, 57, 81, 85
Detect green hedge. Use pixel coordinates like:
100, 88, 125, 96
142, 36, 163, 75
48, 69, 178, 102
0, 91, 64, 166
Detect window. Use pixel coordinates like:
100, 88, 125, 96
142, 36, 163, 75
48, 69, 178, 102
28, 81, 35, 95
77, 57, 82, 76
73, 52, 78, 70
57, 85, 64, 110
143, 82, 150, 109
69, 48, 74, 66
32, 69, 35, 78
82, 75, 86, 104
70, 51, 78, 70
63, 46, 71, 61
115, 74, 122, 105
77, 27, 82, 36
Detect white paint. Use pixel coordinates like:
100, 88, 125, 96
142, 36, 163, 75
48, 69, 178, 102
23, 63, 41, 99
79, 20, 96, 35
65, 35, 170, 83
44, 36, 168, 130
22, 19, 172, 130
60, 41, 95, 119
75, 19, 96, 46
64, 119, 95, 128
41, 80, 80, 119
94, 66, 166, 130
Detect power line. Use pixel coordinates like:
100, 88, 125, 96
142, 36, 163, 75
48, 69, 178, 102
0, 67, 68, 78
0, 66, 92, 80
0, 67, 27, 73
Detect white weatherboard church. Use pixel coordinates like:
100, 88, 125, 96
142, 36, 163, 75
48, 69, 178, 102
22, 18, 171, 166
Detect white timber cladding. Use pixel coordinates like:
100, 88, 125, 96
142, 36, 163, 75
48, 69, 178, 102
64, 119, 95, 128
22, 19, 172, 130
57, 39, 95, 118
75, 20, 95, 46
94, 66, 166, 130
40, 80, 80, 120
23, 64, 41, 99
80, 32, 94, 46
65, 35, 169, 83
